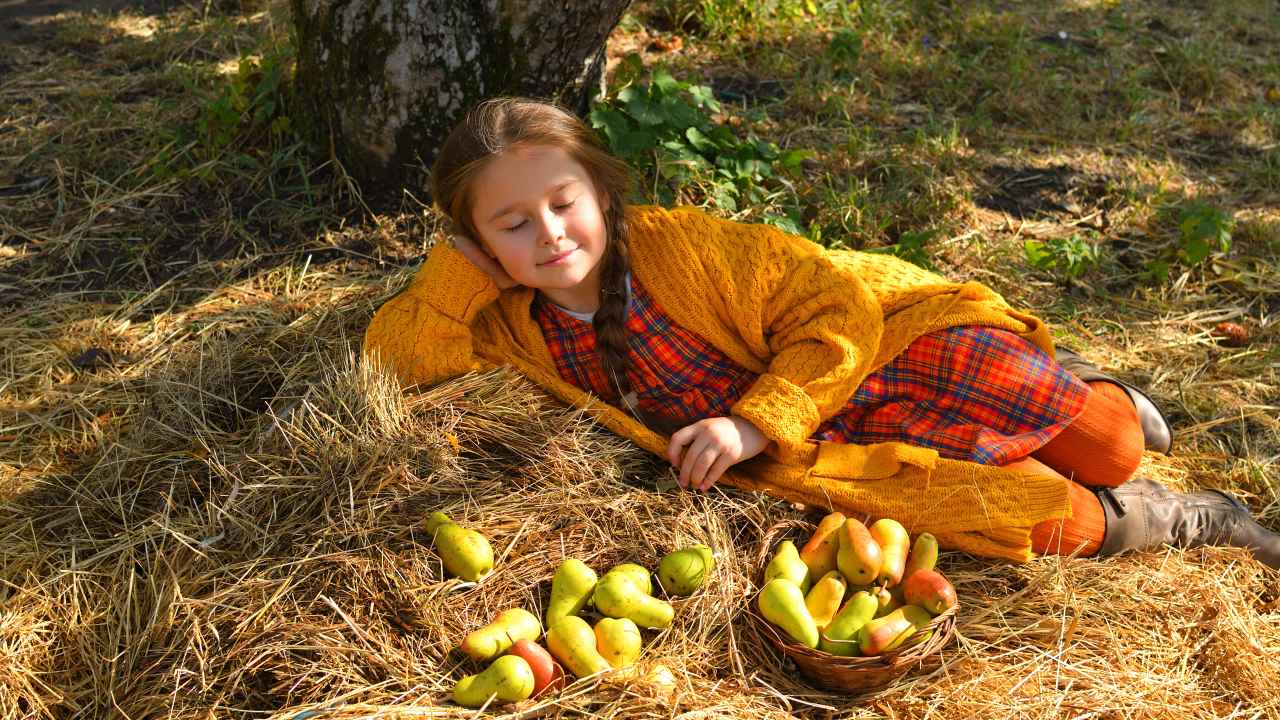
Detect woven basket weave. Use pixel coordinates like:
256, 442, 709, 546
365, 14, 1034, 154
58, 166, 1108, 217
750, 518, 956, 693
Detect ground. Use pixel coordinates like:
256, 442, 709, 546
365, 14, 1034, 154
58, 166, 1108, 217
1, 0, 1278, 718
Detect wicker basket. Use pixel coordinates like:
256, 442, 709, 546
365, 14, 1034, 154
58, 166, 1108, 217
749, 518, 957, 694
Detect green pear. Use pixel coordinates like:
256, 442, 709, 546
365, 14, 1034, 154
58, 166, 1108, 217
657, 545, 714, 596
546, 559, 597, 626
819, 590, 878, 656
452, 654, 534, 707
593, 572, 674, 629
604, 563, 653, 596
426, 511, 493, 582
546, 615, 612, 678
757, 578, 819, 648
594, 617, 643, 668
902, 532, 939, 581
764, 540, 811, 592
460, 608, 542, 661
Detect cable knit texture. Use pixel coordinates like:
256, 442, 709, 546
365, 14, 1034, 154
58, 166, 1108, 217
364, 205, 1071, 561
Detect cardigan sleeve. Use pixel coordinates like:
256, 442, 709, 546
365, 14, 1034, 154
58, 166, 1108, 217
363, 241, 502, 388
684, 212, 884, 454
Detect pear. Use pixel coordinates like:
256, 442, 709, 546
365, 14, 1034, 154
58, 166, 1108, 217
836, 518, 881, 586
859, 605, 932, 655
460, 608, 541, 661
902, 569, 957, 615
657, 545, 714, 596
546, 615, 612, 678
819, 590, 878, 656
507, 639, 565, 698
799, 512, 846, 578
869, 518, 910, 587
764, 540, 811, 592
902, 532, 939, 581
594, 617, 643, 668
757, 578, 819, 648
604, 563, 653, 596
426, 511, 493, 581
452, 654, 534, 707
593, 572, 674, 629
804, 570, 847, 630
546, 559, 597, 626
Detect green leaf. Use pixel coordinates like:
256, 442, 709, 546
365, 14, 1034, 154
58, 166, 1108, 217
652, 68, 682, 95
685, 126, 716, 153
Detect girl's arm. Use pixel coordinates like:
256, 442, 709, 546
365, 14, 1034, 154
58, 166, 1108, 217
363, 241, 503, 388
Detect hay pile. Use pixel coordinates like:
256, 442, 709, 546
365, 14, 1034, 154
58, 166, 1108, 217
1, 264, 1277, 718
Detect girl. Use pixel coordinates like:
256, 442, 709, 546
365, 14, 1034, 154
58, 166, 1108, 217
364, 98, 1279, 568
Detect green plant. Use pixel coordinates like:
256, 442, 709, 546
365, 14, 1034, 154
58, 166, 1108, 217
196, 43, 298, 156
826, 29, 863, 76
1024, 233, 1103, 280
1144, 200, 1234, 282
589, 63, 812, 211
867, 228, 939, 270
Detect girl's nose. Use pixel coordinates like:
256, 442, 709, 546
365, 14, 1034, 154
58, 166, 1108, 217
536, 208, 565, 245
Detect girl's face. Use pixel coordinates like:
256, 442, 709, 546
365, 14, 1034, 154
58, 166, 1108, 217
468, 144, 610, 307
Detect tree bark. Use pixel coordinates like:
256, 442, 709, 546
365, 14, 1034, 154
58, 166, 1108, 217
292, 0, 632, 189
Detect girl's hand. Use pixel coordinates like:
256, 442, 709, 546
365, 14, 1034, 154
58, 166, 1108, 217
451, 234, 521, 290
667, 416, 770, 492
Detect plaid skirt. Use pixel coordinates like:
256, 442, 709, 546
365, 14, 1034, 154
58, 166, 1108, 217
534, 278, 1089, 466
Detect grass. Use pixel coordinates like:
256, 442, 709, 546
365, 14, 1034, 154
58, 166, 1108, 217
1, 0, 1279, 717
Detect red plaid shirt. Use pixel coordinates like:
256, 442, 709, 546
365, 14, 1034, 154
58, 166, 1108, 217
533, 277, 1088, 466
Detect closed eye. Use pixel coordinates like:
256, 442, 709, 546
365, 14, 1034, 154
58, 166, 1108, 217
503, 220, 527, 233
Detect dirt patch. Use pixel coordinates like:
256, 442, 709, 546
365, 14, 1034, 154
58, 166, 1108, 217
976, 162, 1116, 221
0, 0, 175, 43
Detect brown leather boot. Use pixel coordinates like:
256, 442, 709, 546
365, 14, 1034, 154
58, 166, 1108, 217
1055, 348, 1173, 454
1095, 478, 1280, 569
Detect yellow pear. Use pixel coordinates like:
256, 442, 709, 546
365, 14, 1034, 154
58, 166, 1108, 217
763, 540, 811, 592
804, 570, 847, 630
594, 617, 643, 668
593, 572, 674, 629
546, 559, 597, 626
657, 545, 714, 596
452, 654, 534, 707
426, 511, 493, 581
869, 518, 910, 587
757, 578, 819, 648
819, 590, 878, 656
799, 512, 846, 578
460, 608, 541, 662
604, 563, 653, 596
546, 615, 612, 678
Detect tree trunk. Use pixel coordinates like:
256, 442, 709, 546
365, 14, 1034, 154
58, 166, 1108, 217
292, 0, 633, 189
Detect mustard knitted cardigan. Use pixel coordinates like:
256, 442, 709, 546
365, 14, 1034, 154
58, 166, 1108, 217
364, 205, 1074, 561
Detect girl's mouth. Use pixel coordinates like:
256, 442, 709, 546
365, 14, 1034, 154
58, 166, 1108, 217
540, 249, 576, 266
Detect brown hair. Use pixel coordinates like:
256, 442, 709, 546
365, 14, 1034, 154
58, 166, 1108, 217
430, 98, 637, 401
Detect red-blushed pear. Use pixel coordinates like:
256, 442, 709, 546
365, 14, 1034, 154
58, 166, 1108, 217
902, 569, 958, 615
506, 639, 565, 698
836, 518, 881, 586
799, 512, 846, 578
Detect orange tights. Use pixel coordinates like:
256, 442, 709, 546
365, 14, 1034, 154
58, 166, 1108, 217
1019, 381, 1146, 557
